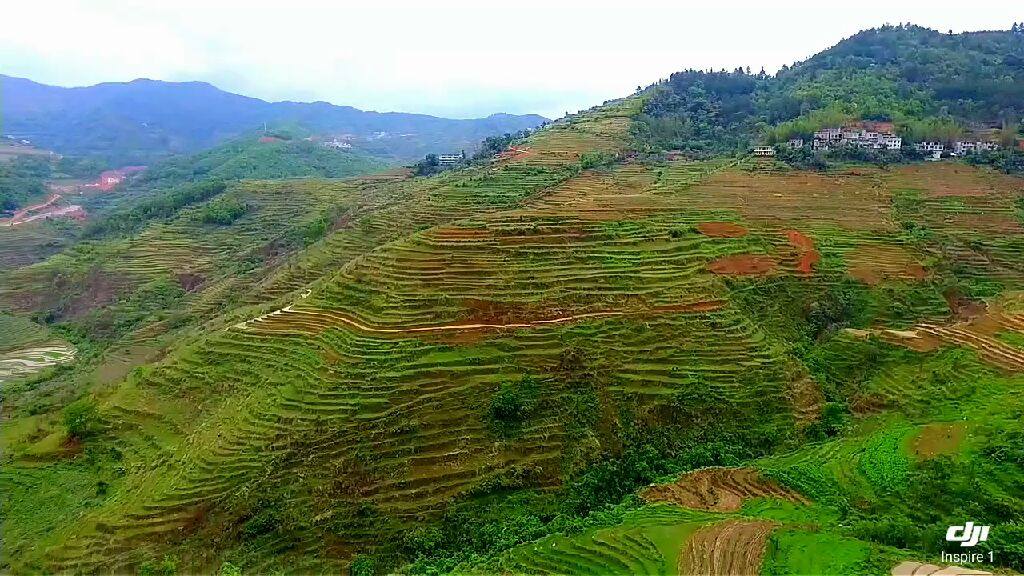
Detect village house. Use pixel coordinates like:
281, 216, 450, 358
880, 135, 903, 150
322, 138, 352, 149
810, 125, 901, 151
437, 153, 465, 165
914, 141, 944, 153
951, 140, 1000, 156
814, 128, 842, 142
752, 146, 776, 157
952, 141, 976, 156
786, 138, 804, 149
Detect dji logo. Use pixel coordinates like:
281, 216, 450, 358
946, 522, 990, 547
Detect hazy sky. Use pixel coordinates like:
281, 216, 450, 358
2, 1, 1020, 119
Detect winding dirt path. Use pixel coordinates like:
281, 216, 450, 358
235, 300, 727, 337
1, 193, 84, 226
1, 194, 61, 226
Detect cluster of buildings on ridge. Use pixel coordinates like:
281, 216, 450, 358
753, 122, 1004, 159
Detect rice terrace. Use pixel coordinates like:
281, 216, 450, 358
2, 15, 1024, 576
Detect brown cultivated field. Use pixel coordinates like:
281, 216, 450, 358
678, 520, 778, 576
641, 467, 808, 512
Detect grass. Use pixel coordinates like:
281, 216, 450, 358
761, 529, 883, 575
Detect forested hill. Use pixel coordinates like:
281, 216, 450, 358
638, 24, 1024, 152
0, 75, 548, 164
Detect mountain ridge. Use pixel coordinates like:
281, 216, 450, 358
0, 74, 549, 163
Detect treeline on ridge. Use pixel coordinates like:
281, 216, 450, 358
636, 24, 1024, 155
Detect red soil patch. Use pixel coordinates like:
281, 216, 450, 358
795, 251, 820, 274
784, 230, 814, 251
708, 254, 776, 276
258, 136, 283, 144
784, 230, 819, 274
697, 222, 748, 238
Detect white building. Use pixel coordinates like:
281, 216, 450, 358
814, 128, 842, 142
881, 135, 902, 150
437, 153, 464, 165
322, 138, 352, 149
914, 142, 944, 153
811, 126, 903, 151
952, 141, 1001, 156
952, 141, 976, 156
787, 138, 804, 149
842, 128, 863, 141
752, 146, 776, 157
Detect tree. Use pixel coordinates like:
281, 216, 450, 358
63, 398, 99, 440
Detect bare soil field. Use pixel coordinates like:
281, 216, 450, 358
688, 169, 892, 231
677, 519, 778, 576
910, 422, 967, 460
641, 467, 807, 512
847, 244, 928, 285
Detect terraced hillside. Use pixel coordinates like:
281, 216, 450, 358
2, 91, 1024, 576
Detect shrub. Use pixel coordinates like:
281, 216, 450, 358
139, 556, 177, 576
63, 398, 99, 439
200, 197, 248, 225
805, 401, 850, 439
349, 555, 375, 576
488, 378, 539, 423
579, 151, 614, 169
84, 179, 228, 238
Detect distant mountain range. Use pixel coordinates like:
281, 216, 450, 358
0, 75, 548, 164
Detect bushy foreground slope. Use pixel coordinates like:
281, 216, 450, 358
2, 91, 1024, 576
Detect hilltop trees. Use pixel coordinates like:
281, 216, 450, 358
639, 25, 1024, 153
639, 69, 764, 152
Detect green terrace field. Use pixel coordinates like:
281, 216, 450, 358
2, 94, 1024, 574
